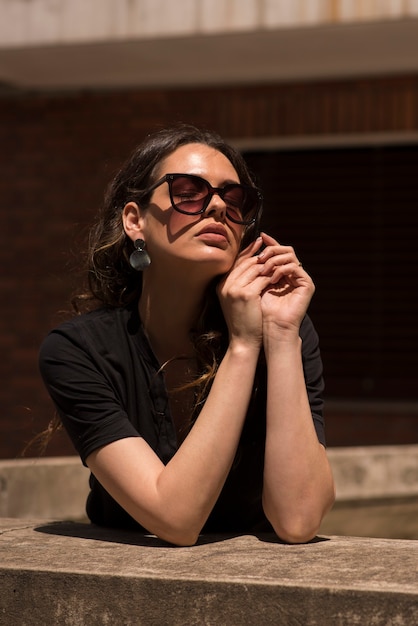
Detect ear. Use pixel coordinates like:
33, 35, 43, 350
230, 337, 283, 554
122, 202, 146, 242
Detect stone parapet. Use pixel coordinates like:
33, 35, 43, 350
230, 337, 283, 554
327, 445, 418, 500
1, 519, 417, 625
0, 456, 90, 520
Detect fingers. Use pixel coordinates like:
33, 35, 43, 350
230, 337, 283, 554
218, 237, 278, 302
222, 237, 265, 287
227, 232, 306, 292
237, 235, 264, 260
257, 233, 303, 280
221, 232, 307, 299
218, 258, 274, 299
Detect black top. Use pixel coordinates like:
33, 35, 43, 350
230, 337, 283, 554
39, 304, 326, 533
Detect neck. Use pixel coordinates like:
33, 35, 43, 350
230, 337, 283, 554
139, 268, 209, 362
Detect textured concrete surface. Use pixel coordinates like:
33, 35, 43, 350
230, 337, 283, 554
0, 457, 90, 520
326, 445, 418, 500
320, 496, 418, 539
1, 519, 417, 625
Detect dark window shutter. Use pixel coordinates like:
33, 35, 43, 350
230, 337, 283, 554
243, 145, 418, 401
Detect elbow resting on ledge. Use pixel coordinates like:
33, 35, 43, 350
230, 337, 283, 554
150, 520, 202, 547
268, 512, 325, 544
159, 531, 200, 547
156, 521, 320, 547
263, 495, 336, 544
272, 522, 321, 545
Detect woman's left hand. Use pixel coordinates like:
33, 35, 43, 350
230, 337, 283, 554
257, 232, 336, 542
257, 232, 315, 335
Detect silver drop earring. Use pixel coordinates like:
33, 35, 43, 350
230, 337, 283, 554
129, 239, 151, 271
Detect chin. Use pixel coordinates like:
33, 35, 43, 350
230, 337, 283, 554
189, 254, 235, 279
168, 241, 238, 275
202, 246, 236, 267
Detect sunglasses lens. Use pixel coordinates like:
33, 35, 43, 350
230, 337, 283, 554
223, 185, 259, 224
170, 176, 208, 214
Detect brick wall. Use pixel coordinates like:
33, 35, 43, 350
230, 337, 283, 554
1, 75, 417, 458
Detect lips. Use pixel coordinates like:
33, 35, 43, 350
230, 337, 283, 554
197, 224, 229, 241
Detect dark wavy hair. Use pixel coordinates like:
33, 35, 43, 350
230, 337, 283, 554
76, 123, 261, 310
27, 124, 262, 454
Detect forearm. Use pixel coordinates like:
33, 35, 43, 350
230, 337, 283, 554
87, 341, 260, 545
262, 332, 335, 543
157, 341, 260, 536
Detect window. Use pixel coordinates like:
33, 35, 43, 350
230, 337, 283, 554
244, 145, 418, 401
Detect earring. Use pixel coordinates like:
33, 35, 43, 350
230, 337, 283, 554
129, 239, 151, 271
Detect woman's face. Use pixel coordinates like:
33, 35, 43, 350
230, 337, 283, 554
123, 143, 245, 278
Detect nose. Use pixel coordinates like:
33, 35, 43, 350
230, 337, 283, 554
204, 191, 227, 220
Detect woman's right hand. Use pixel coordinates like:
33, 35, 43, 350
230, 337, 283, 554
217, 237, 270, 348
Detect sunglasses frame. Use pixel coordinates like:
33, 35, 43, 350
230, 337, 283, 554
141, 173, 263, 226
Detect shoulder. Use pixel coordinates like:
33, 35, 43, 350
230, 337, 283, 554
51, 307, 123, 335
39, 306, 135, 365
43, 306, 132, 342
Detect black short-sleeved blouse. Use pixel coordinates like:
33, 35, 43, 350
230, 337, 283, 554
39, 304, 326, 533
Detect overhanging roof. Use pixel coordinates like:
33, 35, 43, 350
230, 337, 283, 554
1, 19, 418, 91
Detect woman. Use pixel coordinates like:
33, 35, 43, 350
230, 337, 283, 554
39, 124, 335, 546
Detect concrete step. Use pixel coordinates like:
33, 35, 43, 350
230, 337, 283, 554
1, 519, 417, 625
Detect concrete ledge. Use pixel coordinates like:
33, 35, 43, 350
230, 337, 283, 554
326, 445, 418, 500
320, 496, 418, 539
1, 519, 417, 625
0, 456, 90, 520
322, 445, 418, 539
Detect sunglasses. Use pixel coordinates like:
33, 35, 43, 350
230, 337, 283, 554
141, 173, 263, 226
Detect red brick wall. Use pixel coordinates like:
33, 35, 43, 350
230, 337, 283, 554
1, 76, 418, 458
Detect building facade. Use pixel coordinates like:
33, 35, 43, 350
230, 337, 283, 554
1, 0, 418, 457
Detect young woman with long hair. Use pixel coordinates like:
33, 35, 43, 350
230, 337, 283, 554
39, 124, 335, 546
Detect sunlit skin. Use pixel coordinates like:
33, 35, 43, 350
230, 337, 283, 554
86, 142, 335, 546
122, 143, 250, 361
125, 144, 245, 280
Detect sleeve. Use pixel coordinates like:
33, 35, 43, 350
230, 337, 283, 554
300, 315, 327, 446
39, 327, 141, 465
